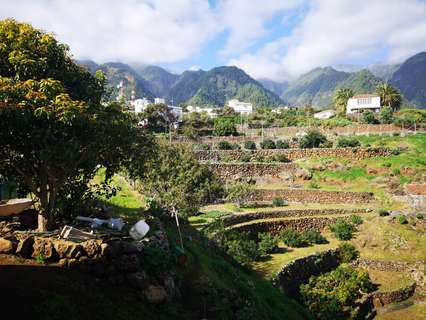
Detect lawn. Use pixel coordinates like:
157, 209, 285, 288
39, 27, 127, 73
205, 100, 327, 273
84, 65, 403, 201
375, 302, 426, 320
363, 269, 413, 292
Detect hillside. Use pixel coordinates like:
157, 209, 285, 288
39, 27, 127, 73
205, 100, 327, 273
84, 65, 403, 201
134, 65, 179, 98
258, 79, 289, 96
337, 69, 382, 93
185, 66, 282, 108
391, 52, 426, 107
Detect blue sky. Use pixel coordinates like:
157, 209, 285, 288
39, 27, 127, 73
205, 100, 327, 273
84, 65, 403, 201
1, 0, 426, 81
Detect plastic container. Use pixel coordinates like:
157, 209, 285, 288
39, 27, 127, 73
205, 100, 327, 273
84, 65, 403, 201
129, 220, 150, 240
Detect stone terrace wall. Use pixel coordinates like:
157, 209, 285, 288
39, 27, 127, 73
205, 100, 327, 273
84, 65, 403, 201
195, 147, 391, 162
371, 283, 417, 307
250, 189, 374, 204
405, 184, 426, 195
231, 216, 348, 235
208, 162, 296, 180
351, 258, 410, 272
272, 249, 341, 295
223, 208, 370, 226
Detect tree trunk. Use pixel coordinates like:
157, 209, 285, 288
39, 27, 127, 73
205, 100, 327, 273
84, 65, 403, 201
37, 211, 48, 232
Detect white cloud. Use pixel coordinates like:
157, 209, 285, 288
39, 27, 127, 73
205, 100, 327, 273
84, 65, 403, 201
230, 0, 426, 81
0, 0, 219, 64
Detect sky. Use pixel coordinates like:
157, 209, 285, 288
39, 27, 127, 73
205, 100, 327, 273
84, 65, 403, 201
2, 0, 426, 81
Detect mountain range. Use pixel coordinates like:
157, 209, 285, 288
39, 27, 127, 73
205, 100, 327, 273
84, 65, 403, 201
77, 51, 426, 109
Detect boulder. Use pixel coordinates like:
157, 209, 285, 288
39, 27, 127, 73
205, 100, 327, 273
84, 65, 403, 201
82, 240, 102, 258
53, 240, 83, 259
295, 168, 312, 180
0, 237, 14, 253
16, 235, 34, 258
144, 285, 167, 304
32, 237, 58, 261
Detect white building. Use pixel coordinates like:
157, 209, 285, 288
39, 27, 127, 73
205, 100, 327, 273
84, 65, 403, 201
314, 109, 336, 120
227, 99, 253, 114
346, 94, 381, 114
131, 98, 151, 113
154, 98, 166, 104
186, 105, 219, 118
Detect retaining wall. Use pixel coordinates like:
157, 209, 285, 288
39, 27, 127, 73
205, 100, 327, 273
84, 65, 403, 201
272, 249, 341, 295
195, 147, 391, 162
207, 162, 296, 180
250, 189, 374, 204
371, 283, 417, 307
222, 208, 370, 226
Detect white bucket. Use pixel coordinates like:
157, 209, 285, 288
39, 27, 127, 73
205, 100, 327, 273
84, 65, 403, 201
129, 220, 150, 240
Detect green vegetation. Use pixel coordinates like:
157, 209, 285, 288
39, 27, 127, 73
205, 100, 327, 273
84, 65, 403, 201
337, 243, 359, 263
300, 265, 375, 320
329, 220, 356, 240
299, 130, 328, 148
258, 233, 279, 256
394, 214, 408, 224
226, 181, 255, 207
217, 140, 240, 150
213, 117, 238, 136
272, 197, 286, 207
361, 110, 377, 124
281, 228, 327, 247
333, 88, 354, 115
275, 140, 290, 149
244, 140, 257, 150
260, 139, 276, 149
335, 136, 360, 148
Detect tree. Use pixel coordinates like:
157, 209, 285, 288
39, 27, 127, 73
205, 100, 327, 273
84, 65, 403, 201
300, 265, 375, 320
379, 106, 394, 124
213, 117, 238, 136
0, 19, 148, 231
361, 110, 376, 124
376, 83, 402, 111
299, 130, 328, 148
226, 181, 255, 207
141, 103, 176, 133
333, 88, 354, 115
134, 141, 223, 217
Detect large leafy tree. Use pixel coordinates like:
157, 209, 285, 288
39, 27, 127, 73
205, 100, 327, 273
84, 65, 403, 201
376, 83, 402, 111
0, 19, 149, 230
333, 88, 354, 115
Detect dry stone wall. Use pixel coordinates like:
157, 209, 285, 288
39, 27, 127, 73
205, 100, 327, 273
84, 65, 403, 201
223, 208, 370, 226
250, 189, 374, 204
208, 162, 296, 180
272, 249, 341, 295
195, 147, 391, 162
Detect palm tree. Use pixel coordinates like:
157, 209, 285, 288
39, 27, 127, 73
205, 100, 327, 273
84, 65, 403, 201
333, 88, 354, 115
376, 83, 402, 111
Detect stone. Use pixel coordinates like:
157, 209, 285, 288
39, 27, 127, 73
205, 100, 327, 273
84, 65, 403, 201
144, 285, 167, 304
126, 271, 148, 289
32, 237, 58, 261
58, 258, 68, 267
294, 168, 312, 180
82, 240, 101, 258
16, 235, 34, 258
53, 240, 83, 259
67, 258, 79, 268
0, 237, 14, 253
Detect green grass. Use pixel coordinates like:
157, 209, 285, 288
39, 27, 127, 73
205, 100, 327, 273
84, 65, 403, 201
364, 269, 413, 292
375, 302, 426, 320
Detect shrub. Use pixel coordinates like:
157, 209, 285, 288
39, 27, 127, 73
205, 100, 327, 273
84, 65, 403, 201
281, 228, 307, 247
272, 197, 286, 207
349, 215, 363, 225
226, 181, 255, 207
308, 181, 320, 189
264, 155, 276, 163
336, 136, 360, 148
300, 265, 375, 320
378, 208, 389, 216
226, 235, 259, 267
416, 213, 424, 219
254, 155, 264, 162
274, 154, 290, 163
257, 232, 279, 255
244, 140, 256, 150
275, 140, 289, 149
299, 130, 328, 149
330, 220, 355, 240
395, 214, 408, 224
240, 153, 251, 163
302, 230, 327, 244
217, 141, 233, 150
141, 244, 173, 273
194, 143, 211, 150
319, 140, 333, 148
361, 110, 377, 124
260, 139, 276, 149
338, 242, 359, 263
214, 117, 238, 136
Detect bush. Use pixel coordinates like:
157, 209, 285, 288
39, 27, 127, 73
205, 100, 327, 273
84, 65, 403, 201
395, 214, 408, 224
336, 136, 360, 148
330, 220, 355, 240
214, 117, 238, 136
281, 228, 307, 247
260, 139, 276, 149
361, 110, 377, 124
338, 242, 359, 263
300, 265, 375, 320
275, 140, 289, 149
416, 213, 424, 219
257, 232, 279, 255
319, 140, 333, 148
378, 208, 389, 216
299, 130, 328, 149
244, 140, 256, 150
141, 244, 173, 273
272, 197, 286, 207
302, 230, 327, 244
274, 154, 290, 163
308, 181, 320, 189
349, 215, 363, 225
217, 141, 240, 150
226, 233, 259, 267
226, 181, 255, 207
240, 153, 251, 163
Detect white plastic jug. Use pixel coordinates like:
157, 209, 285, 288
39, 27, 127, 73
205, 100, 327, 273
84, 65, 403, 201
129, 220, 150, 240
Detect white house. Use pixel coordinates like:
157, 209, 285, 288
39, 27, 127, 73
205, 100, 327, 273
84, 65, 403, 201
346, 94, 381, 114
227, 99, 253, 114
131, 98, 151, 113
154, 98, 166, 104
186, 105, 219, 118
314, 109, 336, 120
